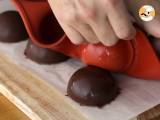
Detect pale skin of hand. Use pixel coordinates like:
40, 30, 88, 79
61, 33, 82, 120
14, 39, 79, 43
125, 0, 160, 38
48, 0, 160, 46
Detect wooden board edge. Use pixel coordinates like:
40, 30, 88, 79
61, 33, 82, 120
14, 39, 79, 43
0, 51, 88, 120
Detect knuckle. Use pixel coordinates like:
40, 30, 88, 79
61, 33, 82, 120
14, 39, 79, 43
63, 13, 78, 23
80, 9, 97, 20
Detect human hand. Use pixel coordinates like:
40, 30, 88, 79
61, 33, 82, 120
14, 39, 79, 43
48, 0, 136, 46
125, 0, 160, 38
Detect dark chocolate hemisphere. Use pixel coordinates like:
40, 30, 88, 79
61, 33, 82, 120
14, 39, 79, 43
24, 41, 69, 64
67, 66, 119, 107
0, 11, 28, 42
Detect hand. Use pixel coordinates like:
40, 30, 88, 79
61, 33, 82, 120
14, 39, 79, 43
125, 0, 160, 38
48, 0, 136, 46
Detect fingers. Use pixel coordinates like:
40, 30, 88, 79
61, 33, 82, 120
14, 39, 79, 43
71, 22, 99, 44
125, 0, 160, 38
143, 16, 160, 38
75, 0, 118, 46
141, 1, 160, 38
48, 0, 85, 44
60, 23, 86, 45
48, 0, 135, 46
104, 0, 136, 40
89, 17, 118, 46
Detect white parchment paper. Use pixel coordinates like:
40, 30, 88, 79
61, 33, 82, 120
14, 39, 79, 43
1, 1, 160, 120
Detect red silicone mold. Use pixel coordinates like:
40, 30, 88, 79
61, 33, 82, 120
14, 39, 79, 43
12, 0, 160, 80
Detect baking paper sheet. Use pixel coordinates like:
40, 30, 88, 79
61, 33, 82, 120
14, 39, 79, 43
1, 1, 160, 120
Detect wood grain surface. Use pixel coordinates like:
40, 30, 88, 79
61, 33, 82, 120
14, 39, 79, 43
0, 52, 87, 120
0, 93, 30, 120
0, 51, 160, 120
137, 104, 160, 120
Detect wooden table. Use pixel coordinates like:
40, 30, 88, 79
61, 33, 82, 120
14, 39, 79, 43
0, 51, 159, 120
0, 94, 160, 120
137, 105, 160, 120
0, 94, 30, 120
